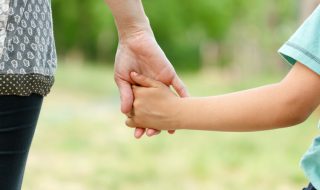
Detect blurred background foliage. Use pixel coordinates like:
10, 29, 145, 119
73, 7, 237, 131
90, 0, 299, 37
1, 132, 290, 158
23, 1, 320, 189
51, 0, 300, 71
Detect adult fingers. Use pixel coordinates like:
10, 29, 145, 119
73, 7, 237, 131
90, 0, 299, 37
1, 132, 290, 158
125, 119, 147, 139
125, 118, 136, 128
115, 79, 134, 114
126, 119, 160, 138
130, 72, 162, 88
169, 75, 188, 135
146, 128, 161, 137
134, 128, 146, 139
172, 75, 189, 98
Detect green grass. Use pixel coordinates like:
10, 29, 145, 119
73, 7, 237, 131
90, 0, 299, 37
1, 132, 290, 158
23, 64, 319, 190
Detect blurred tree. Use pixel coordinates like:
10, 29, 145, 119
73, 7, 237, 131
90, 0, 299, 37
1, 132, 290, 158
51, 0, 299, 71
51, 0, 117, 62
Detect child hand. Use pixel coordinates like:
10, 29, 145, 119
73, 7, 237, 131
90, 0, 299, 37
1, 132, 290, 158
126, 72, 183, 131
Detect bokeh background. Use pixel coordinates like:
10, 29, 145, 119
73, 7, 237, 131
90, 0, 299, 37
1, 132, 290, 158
23, 0, 320, 189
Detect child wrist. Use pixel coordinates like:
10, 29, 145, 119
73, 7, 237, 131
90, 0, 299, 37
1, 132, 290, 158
173, 98, 189, 130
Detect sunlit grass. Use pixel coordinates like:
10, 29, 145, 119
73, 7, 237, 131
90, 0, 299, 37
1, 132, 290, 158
23, 64, 319, 190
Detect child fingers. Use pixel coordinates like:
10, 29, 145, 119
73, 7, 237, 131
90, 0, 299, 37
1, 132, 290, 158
132, 85, 150, 99
130, 72, 161, 88
125, 109, 134, 118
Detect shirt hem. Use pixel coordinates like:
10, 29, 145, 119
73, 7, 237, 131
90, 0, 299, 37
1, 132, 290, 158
0, 73, 54, 96
278, 42, 320, 75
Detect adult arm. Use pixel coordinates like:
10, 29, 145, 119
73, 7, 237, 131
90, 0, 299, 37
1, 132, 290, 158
104, 0, 188, 138
128, 62, 320, 131
104, 0, 151, 40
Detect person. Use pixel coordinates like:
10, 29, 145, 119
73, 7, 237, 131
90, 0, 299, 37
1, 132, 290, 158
126, 4, 320, 190
0, 0, 186, 189
0, 0, 56, 189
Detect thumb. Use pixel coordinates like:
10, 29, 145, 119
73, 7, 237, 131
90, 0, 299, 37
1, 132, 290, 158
172, 75, 189, 97
115, 79, 133, 114
130, 72, 161, 88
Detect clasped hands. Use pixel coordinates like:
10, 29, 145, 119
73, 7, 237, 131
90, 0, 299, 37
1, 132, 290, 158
113, 29, 188, 139
125, 72, 184, 138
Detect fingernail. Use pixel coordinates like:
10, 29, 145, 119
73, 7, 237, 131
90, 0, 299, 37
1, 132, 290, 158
132, 72, 138, 76
147, 131, 153, 137
134, 133, 141, 139
135, 130, 144, 139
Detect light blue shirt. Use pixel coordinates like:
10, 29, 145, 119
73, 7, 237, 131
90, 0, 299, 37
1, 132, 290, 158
278, 5, 320, 189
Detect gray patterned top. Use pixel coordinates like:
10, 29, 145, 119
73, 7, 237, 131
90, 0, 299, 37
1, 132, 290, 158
0, 0, 56, 96
0, 0, 10, 57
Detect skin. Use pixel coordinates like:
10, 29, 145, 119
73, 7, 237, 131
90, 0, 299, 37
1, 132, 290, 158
104, 0, 189, 138
127, 62, 320, 131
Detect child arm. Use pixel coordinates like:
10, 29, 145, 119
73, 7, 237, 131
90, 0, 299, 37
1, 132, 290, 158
128, 62, 320, 131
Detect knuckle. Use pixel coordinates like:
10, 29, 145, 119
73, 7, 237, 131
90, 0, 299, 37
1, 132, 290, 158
125, 119, 135, 128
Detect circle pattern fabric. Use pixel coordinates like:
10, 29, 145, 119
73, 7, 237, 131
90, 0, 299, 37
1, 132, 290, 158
0, 0, 10, 58
0, 0, 56, 96
0, 73, 53, 95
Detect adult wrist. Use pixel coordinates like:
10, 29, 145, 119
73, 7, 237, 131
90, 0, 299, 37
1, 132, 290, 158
116, 17, 153, 42
105, 0, 154, 41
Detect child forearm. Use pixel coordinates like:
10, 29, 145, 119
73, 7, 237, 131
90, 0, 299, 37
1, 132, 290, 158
178, 83, 311, 132
174, 63, 320, 131
104, 0, 152, 40
175, 63, 320, 132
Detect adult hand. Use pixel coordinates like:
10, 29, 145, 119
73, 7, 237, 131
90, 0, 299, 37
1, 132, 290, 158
114, 29, 188, 138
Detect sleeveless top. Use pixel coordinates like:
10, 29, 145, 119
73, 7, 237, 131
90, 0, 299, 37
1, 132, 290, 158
0, 0, 56, 96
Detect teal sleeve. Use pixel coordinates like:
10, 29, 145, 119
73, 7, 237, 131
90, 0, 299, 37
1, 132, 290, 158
278, 5, 320, 75
278, 5, 320, 190
301, 136, 320, 190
